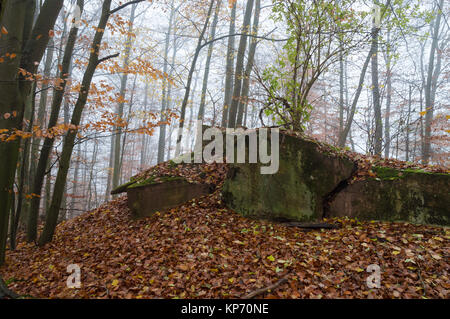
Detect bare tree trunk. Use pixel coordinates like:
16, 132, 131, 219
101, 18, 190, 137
338, 0, 391, 148
227, 0, 254, 128
221, 1, 236, 127
157, 0, 177, 163
27, 0, 84, 242
71, 142, 81, 217
163, 28, 179, 160
236, 0, 260, 127
423, 0, 444, 164
119, 74, 138, 183
140, 81, 149, 169
10, 82, 36, 250
198, 0, 221, 121
384, 31, 392, 159
405, 85, 412, 161
338, 46, 344, 140
338, 33, 378, 147
29, 37, 54, 195
38, 0, 114, 246
186, 62, 202, 152
371, 16, 382, 156
174, 0, 215, 156
105, 133, 115, 201
112, 3, 137, 191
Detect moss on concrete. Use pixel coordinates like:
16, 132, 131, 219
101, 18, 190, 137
110, 175, 185, 194
373, 166, 449, 181
110, 180, 137, 195
329, 172, 450, 226
222, 132, 355, 222
127, 175, 184, 189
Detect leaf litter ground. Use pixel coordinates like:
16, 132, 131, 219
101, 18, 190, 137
1, 162, 449, 299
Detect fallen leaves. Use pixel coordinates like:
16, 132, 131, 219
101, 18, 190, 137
1, 162, 449, 299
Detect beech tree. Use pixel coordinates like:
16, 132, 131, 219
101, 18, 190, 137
38, 0, 150, 246
0, 0, 63, 264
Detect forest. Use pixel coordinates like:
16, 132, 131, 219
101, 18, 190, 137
0, 0, 448, 301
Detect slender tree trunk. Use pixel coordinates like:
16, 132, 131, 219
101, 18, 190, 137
105, 133, 115, 200
38, 0, 113, 246
221, 1, 236, 127
10, 82, 36, 250
29, 37, 54, 196
119, 74, 137, 183
405, 85, 412, 161
338, 44, 344, 139
157, 0, 177, 163
185, 62, 202, 152
112, 3, 137, 191
163, 29, 179, 160
198, 0, 221, 121
27, 0, 84, 242
423, 0, 444, 164
338, 0, 390, 148
227, 0, 254, 128
236, 0, 260, 127
371, 19, 382, 156
70, 142, 81, 217
338, 31, 378, 147
384, 31, 392, 159
140, 81, 149, 169
175, 0, 215, 156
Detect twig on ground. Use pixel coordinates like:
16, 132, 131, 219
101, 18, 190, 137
244, 277, 288, 299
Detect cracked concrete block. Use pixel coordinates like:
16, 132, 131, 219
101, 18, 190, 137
222, 132, 356, 221
328, 172, 450, 226
125, 177, 212, 219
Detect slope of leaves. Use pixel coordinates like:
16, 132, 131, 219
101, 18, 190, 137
1, 162, 449, 299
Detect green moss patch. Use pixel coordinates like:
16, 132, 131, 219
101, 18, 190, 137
110, 180, 137, 195
110, 175, 186, 194
373, 166, 449, 180
127, 175, 185, 189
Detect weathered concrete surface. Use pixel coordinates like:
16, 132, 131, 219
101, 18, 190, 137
126, 178, 212, 219
328, 172, 450, 226
221, 130, 449, 226
222, 132, 356, 222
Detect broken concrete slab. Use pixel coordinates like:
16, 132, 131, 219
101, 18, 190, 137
221, 129, 449, 226
222, 132, 356, 222
126, 178, 213, 219
327, 171, 450, 226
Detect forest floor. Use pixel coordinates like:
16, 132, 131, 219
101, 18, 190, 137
1, 162, 449, 299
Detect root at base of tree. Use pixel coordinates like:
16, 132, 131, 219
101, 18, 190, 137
0, 275, 19, 299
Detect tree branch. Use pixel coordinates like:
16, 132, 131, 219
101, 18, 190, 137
96, 53, 120, 65
109, 0, 147, 15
